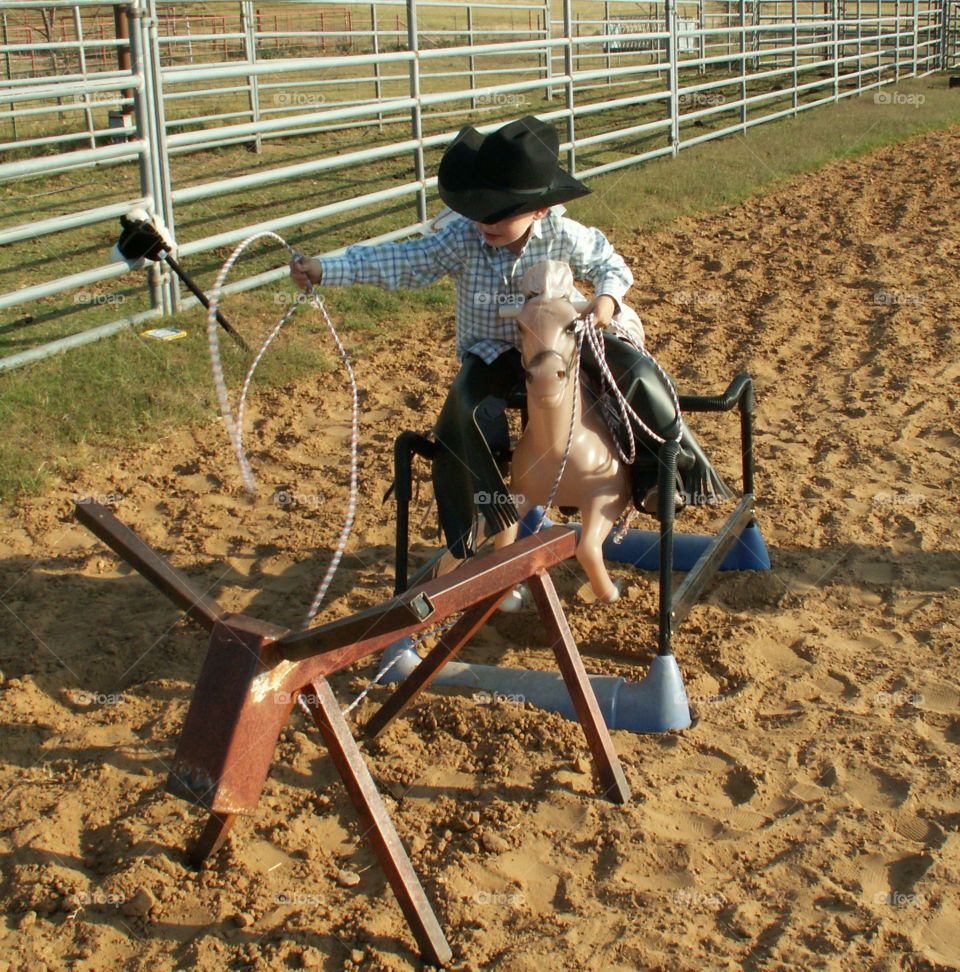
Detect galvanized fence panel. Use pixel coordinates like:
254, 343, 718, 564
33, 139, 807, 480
0, 0, 955, 370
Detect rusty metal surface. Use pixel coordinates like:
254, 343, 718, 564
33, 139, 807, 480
166, 614, 291, 815
278, 526, 577, 672
188, 810, 237, 868
74, 500, 227, 632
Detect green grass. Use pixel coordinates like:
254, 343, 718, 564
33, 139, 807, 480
0, 279, 451, 501
1, 73, 957, 504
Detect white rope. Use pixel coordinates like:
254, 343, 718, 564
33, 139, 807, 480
580, 314, 683, 464
526, 313, 684, 538
205, 231, 359, 629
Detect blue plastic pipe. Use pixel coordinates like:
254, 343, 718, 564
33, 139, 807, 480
519, 508, 771, 572
377, 639, 692, 734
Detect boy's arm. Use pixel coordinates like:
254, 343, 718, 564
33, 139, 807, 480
561, 217, 634, 323
292, 227, 466, 291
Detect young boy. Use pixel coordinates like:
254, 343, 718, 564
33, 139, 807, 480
292, 115, 728, 558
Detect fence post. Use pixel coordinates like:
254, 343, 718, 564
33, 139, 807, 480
912, 0, 920, 73
371, 4, 384, 129
132, 0, 177, 314
240, 0, 262, 154
698, 0, 706, 74
406, 0, 427, 225
667, 0, 680, 156
894, 0, 901, 80
467, 4, 477, 109
739, 0, 747, 132
940, 0, 951, 68
127, 0, 163, 315
561, 0, 576, 174
543, 0, 553, 100
831, 0, 839, 100
1, 12, 15, 142
72, 5, 97, 149
604, 0, 612, 85
791, 0, 798, 112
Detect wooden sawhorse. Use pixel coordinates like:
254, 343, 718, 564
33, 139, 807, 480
75, 501, 630, 966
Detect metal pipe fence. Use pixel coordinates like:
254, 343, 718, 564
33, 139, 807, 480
0, 0, 955, 370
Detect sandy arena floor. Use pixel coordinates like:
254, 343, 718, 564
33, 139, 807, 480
1, 126, 958, 971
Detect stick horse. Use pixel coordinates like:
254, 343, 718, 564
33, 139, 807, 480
497, 260, 732, 603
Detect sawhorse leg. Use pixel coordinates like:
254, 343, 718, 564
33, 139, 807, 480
527, 571, 630, 804
188, 810, 237, 867
365, 572, 630, 806
304, 677, 453, 967
364, 590, 507, 740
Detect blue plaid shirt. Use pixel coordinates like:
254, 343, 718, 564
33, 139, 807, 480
318, 206, 634, 363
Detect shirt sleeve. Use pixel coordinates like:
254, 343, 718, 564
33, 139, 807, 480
318, 223, 466, 290
559, 216, 633, 305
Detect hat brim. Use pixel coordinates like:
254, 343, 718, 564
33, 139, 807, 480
437, 125, 591, 224
438, 176, 591, 224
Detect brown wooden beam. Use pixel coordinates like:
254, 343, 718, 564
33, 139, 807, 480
305, 677, 453, 966
527, 571, 631, 805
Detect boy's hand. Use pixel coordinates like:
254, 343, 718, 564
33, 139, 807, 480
290, 256, 322, 291
580, 294, 617, 328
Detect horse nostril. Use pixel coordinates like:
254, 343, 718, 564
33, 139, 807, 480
557, 370, 566, 380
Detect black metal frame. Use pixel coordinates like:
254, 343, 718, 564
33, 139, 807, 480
391, 373, 758, 657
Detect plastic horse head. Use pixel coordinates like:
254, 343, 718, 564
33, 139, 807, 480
498, 260, 631, 604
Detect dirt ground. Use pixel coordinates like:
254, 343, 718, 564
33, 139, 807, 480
1, 126, 958, 972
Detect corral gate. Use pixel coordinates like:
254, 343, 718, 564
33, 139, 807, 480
0, 0, 955, 369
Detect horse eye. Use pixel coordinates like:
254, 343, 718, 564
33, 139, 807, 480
565, 320, 578, 333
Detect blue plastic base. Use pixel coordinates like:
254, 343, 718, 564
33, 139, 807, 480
377, 640, 692, 734
616, 653, 691, 733
519, 507, 771, 572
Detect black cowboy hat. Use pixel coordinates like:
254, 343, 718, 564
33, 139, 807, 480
437, 115, 590, 224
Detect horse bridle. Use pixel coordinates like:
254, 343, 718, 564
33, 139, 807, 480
520, 317, 584, 383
